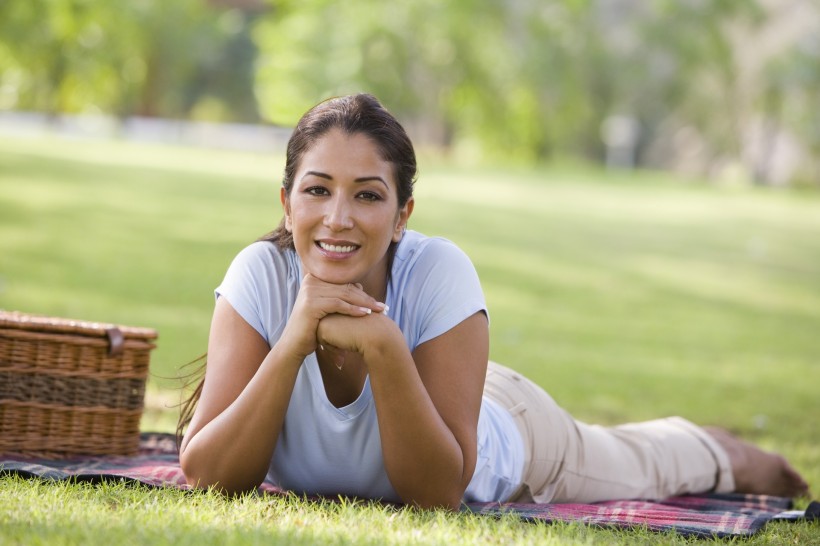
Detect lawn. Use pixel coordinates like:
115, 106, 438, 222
1, 134, 818, 544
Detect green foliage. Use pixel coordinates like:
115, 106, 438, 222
0, 0, 260, 120
763, 37, 820, 185
251, 0, 820, 181
1, 1, 818, 182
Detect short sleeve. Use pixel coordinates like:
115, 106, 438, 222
214, 241, 298, 347
389, 234, 487, 351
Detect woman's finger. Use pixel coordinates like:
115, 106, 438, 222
302, 274, 386, 313
320, 296, 377, 317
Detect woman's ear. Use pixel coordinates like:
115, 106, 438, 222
392, 197, 415, 242
280, 187, 292, 232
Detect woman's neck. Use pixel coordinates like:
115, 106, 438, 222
358, 248, 392, 303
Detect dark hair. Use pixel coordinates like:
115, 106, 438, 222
260, 93, 417, 248
177, 94, 416, 446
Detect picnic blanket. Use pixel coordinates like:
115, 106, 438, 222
1, 432, 816, 538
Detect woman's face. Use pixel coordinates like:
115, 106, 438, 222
282, 128, 413, 295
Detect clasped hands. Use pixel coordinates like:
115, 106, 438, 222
284, 273, 393, 363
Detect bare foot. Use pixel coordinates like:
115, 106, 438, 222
704, 426, 810, 498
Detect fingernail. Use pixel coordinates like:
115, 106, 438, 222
381, 304, 390, 315
360, 307, 372, 314
374, 302, 387, 311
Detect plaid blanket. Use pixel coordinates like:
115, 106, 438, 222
1, 432, 815, 538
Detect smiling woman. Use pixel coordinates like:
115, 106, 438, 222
176, 94, 809, 510
282, 129, 412, 293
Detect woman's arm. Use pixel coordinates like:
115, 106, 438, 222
317, 310, 489, 509
178, 297, 303, 494
180, 275, 385, 494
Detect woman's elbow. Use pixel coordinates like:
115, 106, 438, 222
180, 453, 260, 496
399, 483, 465, 511
183, 472, 258, 497
180, 456, 217, 491
406, 495, 463, 512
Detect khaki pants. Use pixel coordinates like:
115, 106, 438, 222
483, 361, 735, 503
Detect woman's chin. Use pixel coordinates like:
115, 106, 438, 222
305, 267, 359, 286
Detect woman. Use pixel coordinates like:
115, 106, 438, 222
179, 94, 809, 509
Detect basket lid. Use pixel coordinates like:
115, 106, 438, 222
0, 310, 158, 341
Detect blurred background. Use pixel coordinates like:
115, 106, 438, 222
1, 0, 818, 185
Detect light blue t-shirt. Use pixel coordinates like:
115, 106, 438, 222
215, 230, 524, 503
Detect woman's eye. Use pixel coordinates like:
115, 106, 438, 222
306, 186, 329, 196
358, 191, 381, 202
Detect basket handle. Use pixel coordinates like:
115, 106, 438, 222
105, 327, 125, 357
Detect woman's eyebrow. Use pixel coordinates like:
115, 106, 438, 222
302, 171, 387, 189
354, 176, 388, 189
302, 170, 332, 180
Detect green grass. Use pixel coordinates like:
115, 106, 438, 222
1, 135, 819, 544
2, 476, 819, 546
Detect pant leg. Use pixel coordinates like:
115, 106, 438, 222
483, 361, 735, 503
549, 416, 735, 503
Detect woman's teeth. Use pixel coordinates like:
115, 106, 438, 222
319, 242, 357, 253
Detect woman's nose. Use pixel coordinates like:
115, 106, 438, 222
323, 196, 354, 231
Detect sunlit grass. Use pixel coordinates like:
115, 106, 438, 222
1, 135, 819, 544
2, 475, 818, 546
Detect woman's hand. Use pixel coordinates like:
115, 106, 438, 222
316, 311, 398, 358
280, 273, 386, 361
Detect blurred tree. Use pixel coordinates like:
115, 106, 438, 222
254, 0, 491, 142
252, 0, 769, 165
634, 1, 767, 175
758, 32, 820, 186
181, 6, 266, 122
0, 0, 263, 121
255, 0, 554, 157
760, 39, 820, 184
0, 0, 108, 115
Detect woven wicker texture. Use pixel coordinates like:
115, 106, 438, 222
0, 310, 157, 458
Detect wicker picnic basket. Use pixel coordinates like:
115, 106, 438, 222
0, 310, 158, 458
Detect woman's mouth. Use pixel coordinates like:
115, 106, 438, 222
317, 241, 360, 255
